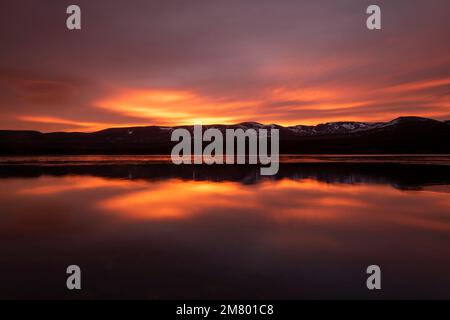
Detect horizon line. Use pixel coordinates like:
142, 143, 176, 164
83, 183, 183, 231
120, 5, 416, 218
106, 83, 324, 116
1, 115, 449, 134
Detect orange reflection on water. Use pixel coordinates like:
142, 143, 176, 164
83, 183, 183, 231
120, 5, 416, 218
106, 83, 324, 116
2, 173, 450, 299
96, 178, 450, 230
8, 175, 450, 233
17, 176, 136, 195
99, 180, 257, 220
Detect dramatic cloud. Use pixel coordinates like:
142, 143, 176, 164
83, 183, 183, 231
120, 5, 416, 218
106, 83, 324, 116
1, 0, 449, 131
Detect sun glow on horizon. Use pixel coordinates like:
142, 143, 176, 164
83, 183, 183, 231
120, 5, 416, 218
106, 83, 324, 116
12, 75, 450, 132
93, 88, 258, 126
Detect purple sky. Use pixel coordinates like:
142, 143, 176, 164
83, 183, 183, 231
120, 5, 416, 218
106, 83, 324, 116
1, 0, 450, 131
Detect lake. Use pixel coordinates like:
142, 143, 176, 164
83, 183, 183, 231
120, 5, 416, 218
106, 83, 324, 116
0, 155, 450, 299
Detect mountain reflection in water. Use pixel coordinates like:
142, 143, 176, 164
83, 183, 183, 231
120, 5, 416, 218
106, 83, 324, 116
0, 156, 450, 299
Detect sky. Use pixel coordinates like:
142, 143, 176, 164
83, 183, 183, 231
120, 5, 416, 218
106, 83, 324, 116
1, 0, 450, 132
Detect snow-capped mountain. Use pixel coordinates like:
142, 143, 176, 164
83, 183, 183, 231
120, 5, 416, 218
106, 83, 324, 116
1, 116, 449, 154
285, 117, 445, 136
287, 121, 384, 136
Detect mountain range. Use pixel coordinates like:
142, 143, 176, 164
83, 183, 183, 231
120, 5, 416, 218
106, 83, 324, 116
1, 116, 449, 154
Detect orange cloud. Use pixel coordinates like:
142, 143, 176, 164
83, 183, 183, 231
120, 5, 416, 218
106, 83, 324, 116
17, 115, 147, 132
383, 77, 450, 94
17, 74, 450, 132
94, 88, 259, 125
92, 86, 380, 127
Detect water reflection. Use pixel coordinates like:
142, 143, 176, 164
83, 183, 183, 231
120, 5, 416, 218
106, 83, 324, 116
0, 161, 450, 299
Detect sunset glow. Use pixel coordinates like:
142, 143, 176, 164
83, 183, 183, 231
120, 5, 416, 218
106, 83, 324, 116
1, 1, 450, 131
3, 0, 450, 302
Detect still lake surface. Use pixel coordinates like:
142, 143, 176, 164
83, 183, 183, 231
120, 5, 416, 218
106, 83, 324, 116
0, 155, 450, 299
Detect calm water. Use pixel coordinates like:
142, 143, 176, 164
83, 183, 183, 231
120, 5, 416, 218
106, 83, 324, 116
0, 156, 450, 299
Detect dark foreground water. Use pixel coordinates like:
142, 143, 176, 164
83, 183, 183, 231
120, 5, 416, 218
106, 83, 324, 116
0, 155, 450, 299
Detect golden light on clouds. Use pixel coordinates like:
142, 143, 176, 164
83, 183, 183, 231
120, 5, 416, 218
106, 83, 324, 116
382, 77, 450, 94
91, 86, 382, 127
2, 1, 450, 132
13, 75, 450, 132
94, 88, 259, 125
17, 115, 147, 132
90, 76, 449, 129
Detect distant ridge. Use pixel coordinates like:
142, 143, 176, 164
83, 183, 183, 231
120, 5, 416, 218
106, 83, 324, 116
1, 117, 449, 154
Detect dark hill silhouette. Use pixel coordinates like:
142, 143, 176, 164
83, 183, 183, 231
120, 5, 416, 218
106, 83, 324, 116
0, 116, 449, 154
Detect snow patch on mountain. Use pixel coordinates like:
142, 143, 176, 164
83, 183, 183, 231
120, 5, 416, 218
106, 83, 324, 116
287, 121, 386, 136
